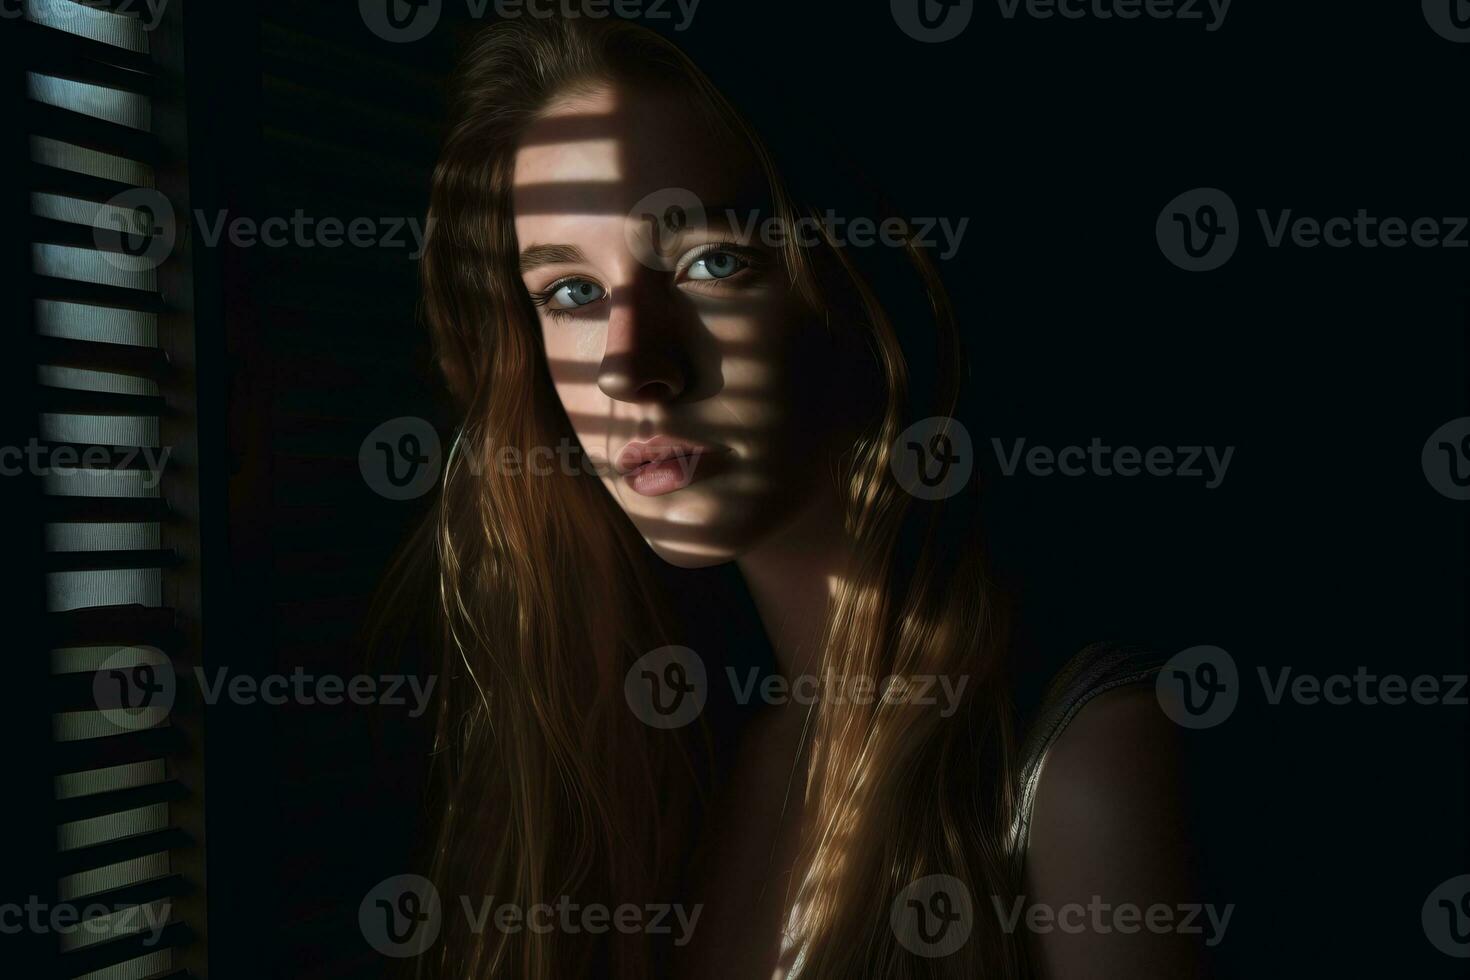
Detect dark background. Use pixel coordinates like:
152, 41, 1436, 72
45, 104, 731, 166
77, 1, 1468, 976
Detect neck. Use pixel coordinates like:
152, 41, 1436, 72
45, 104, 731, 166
736, 486, 853, 682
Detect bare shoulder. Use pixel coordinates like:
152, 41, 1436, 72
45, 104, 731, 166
1022, 685, 1220, 977
1033, 684, 1182, 824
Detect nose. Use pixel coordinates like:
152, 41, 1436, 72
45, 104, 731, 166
596, 274, 687, 403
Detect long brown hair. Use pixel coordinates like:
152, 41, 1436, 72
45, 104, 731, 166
408, 15, 1022, 979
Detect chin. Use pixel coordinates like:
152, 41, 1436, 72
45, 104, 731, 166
627, 507, 775, 569
632, 502, 799, 568
612, 475, 792, 569
629, 511, 752, 569
643, 542, 739, 570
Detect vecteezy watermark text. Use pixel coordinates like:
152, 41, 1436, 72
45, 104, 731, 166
1158, 188, 1469, 272
459, 896, 701, 944
192, 210, 431, 257
359, 0, 702, 43
0, 897, 170, 947
359, 875, 702, 958
726, 667, 969, 718
193, 667, 437, 717
358, 418, 717, 501
993, 895, 1234, 946
94, 651, 439, 732
722, 209, 971, 260
93, 190, 432, 272
995, 0, 1232, 31
624, 190, 971, 269
991, 437, 1234, 489
1, 440, 171, 489
623, 646, 972, 729
1258, 666, 1467, 708
1156, 645, 1469, 729
1, 0, 169, 30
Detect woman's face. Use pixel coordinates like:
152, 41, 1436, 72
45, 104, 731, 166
512, 81, 851, 568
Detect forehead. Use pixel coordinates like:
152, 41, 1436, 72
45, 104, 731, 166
511, 81, 765, 236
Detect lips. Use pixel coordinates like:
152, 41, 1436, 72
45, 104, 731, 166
616, 436, 729, 496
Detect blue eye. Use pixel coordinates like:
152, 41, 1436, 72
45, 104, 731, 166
548, 279, 605, 309
687, 250, 745, 281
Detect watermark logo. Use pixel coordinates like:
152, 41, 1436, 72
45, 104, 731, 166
93, 648, 175, 732
892, 0, 974, 42
93, 190, 430, 270
891, 417, 974, 500
360, 0, 442, 42
1161, 189, 1468, 271
361, 417, 443, 500
891, 874, 974, 957
94, 188, 177, 273
624, 645, 707, 729
624, 648, 971, 726
360, 877, 702, 954
1424, 875, 1470, 957
626, 187, 706, 271
1424, 0, 1470, 42
1423, 417, 1470, 500
1159, 651, 1467, 726
361, 874, 443, 957
1157, 188, 1239, 272
90, 657, 436, 721
1156, 645, 1238, 729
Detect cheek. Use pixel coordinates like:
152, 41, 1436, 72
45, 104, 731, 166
705, 300, 828, 430
540, 314, 605, 366
543, 322, 615, 453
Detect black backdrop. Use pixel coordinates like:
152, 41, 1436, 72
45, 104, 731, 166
134, 2, 1469, 976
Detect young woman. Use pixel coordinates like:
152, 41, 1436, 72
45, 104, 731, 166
400, 15, 1204, 979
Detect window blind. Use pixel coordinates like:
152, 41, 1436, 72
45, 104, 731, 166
22, 1, 206, 977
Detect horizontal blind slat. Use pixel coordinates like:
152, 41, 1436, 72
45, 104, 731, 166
26, 101, 160, 165
58, 922, 194, 978
31, 162, 143, 204
21, 23, 154, 97
43, 497, 170, 524
36, 336, 169, 379
45, 549, 179, 573
19, 14, 153, 74
68, 874, 189, 923
48, 604, 179, 646
55, 780, 189, 825
54, 827, 191, 877
53, 728, 185, 776
31, 214, 164, 258
39, 385, 165, 416
33, 274, 166, 313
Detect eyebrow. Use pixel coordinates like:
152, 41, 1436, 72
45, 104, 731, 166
519, 243, 588, 273
516, 206, 766, 274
